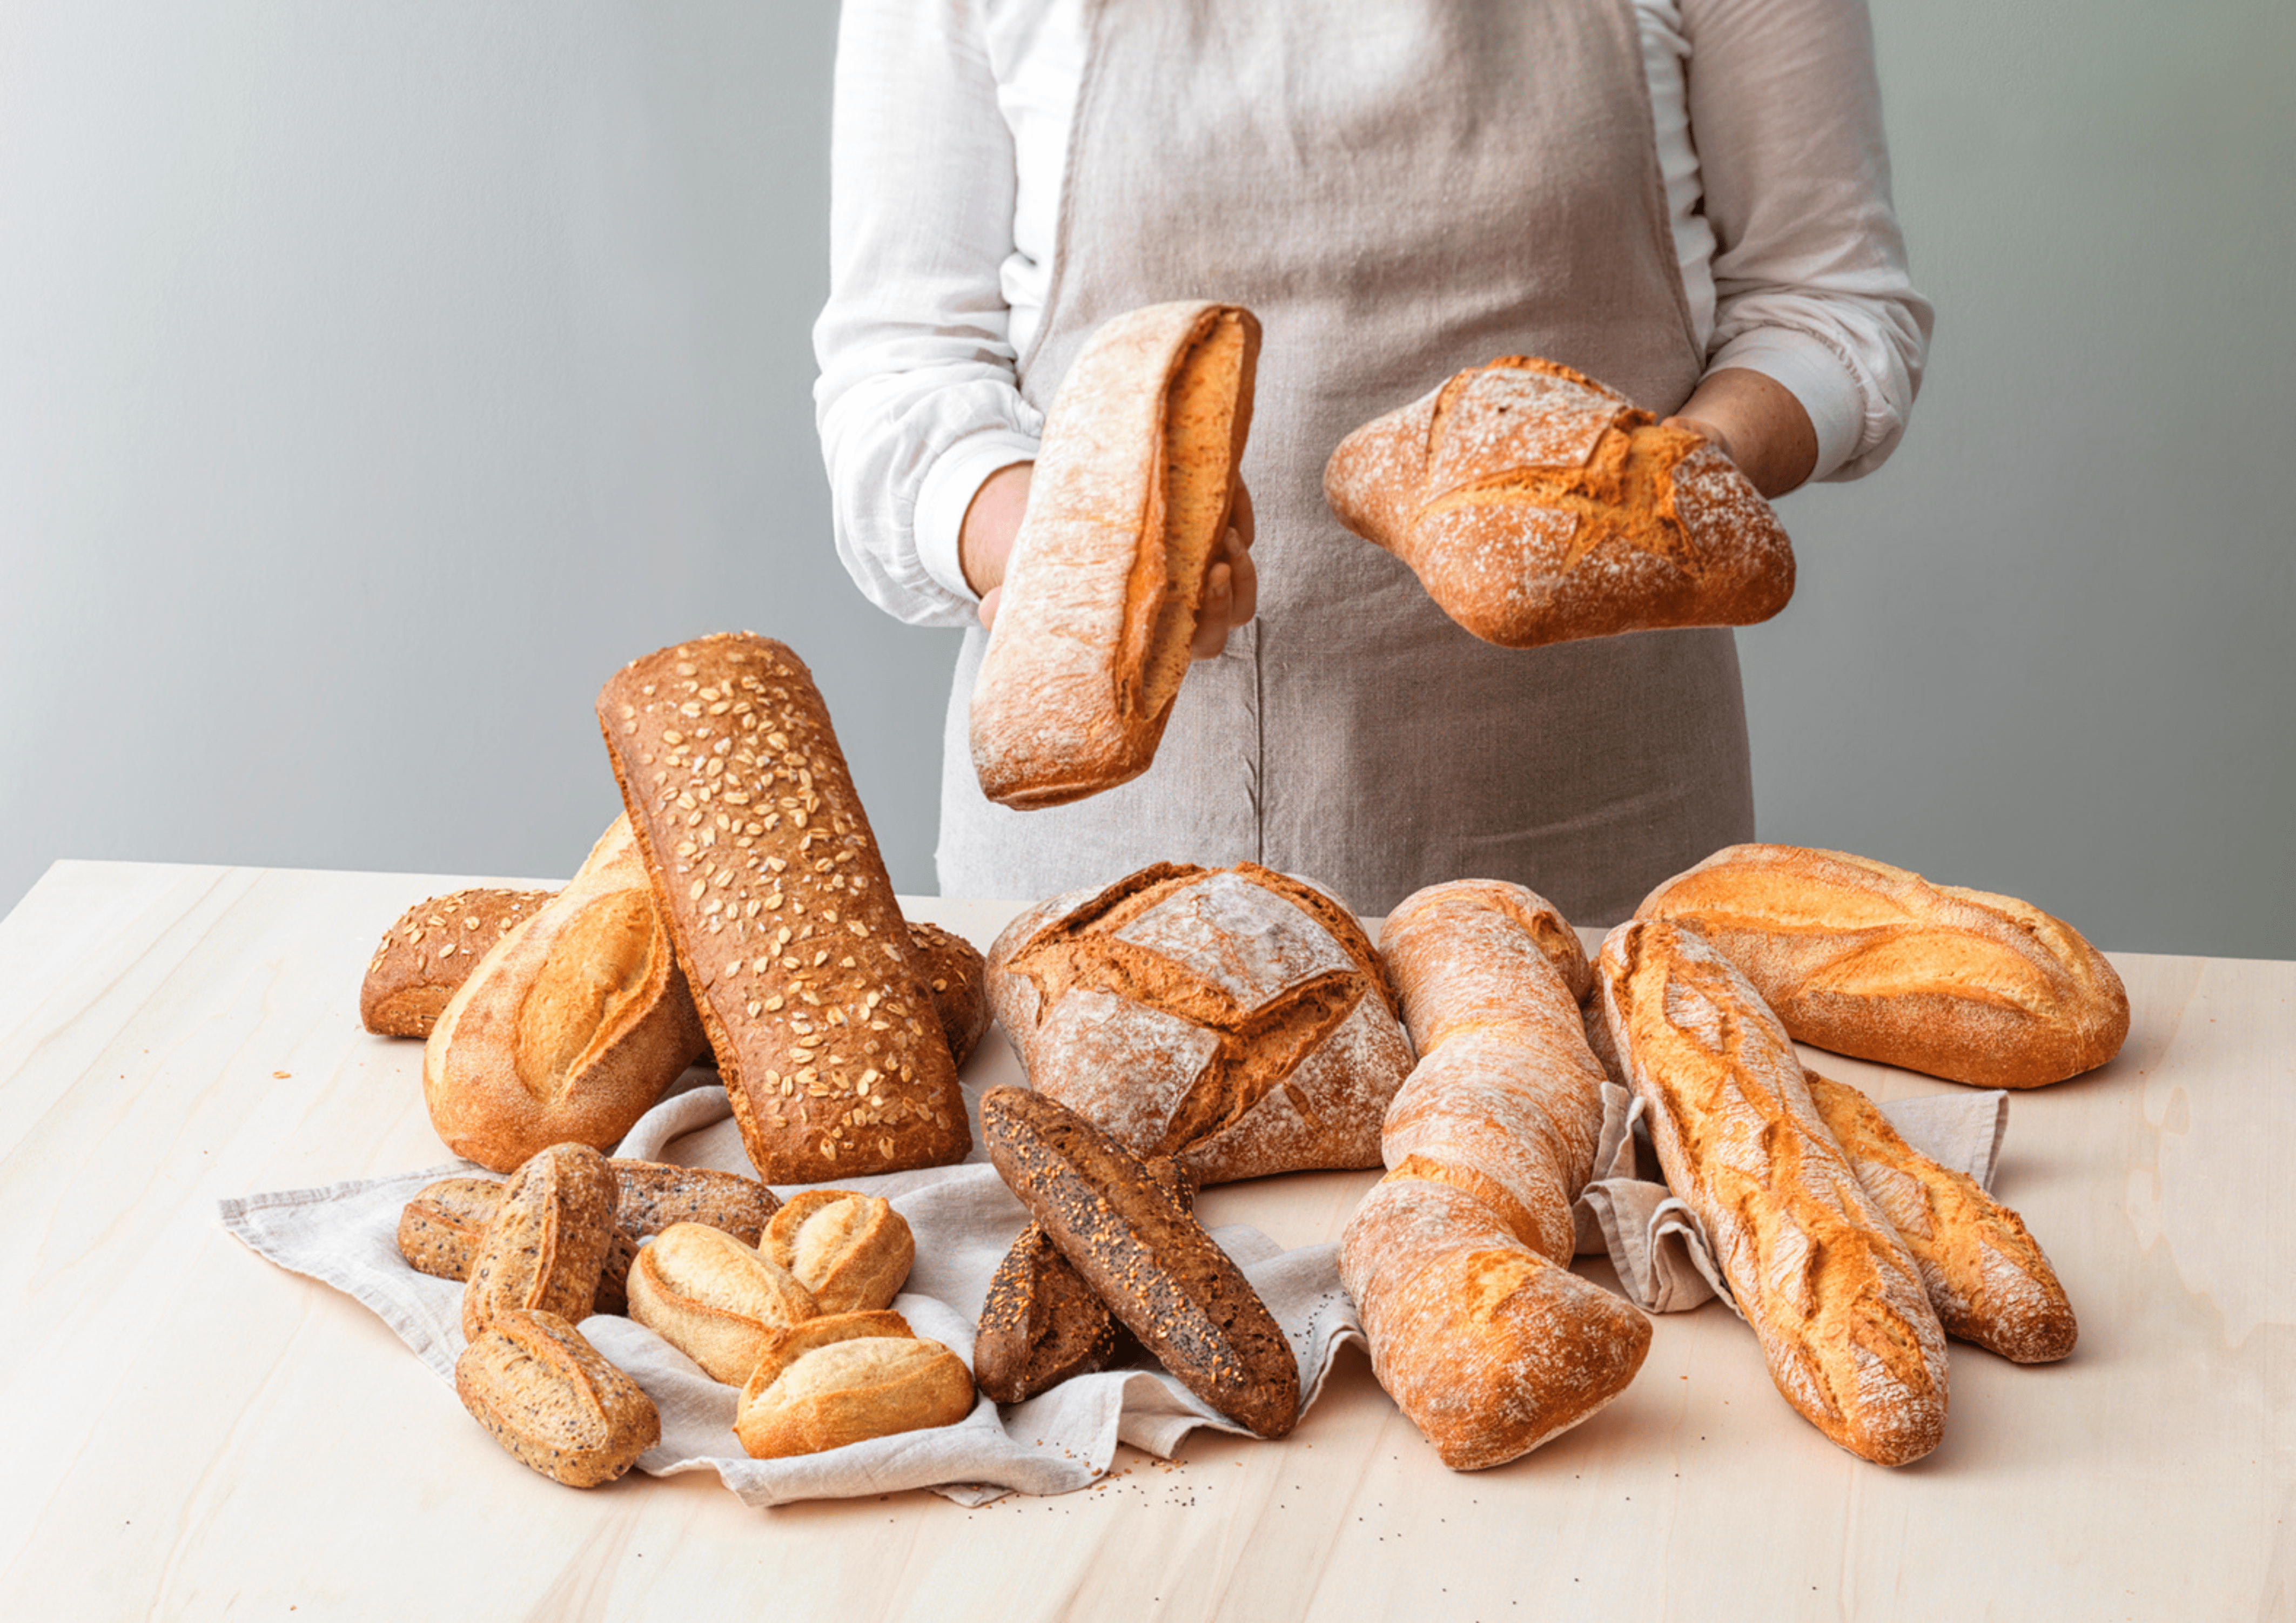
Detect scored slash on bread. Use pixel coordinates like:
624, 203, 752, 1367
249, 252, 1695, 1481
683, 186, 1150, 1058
970, 300, 1259, 808
1322, 355, 1794, 648
455, 1309, 660, 1488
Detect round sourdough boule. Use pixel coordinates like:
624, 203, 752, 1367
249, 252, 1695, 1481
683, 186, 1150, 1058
625, 1221, 817, 1385
362, 888, 555, 1038
734, 1312, 975, 1460
761, 1190, 915, 1315
460, 1143, 619, 1343
455, 1309, 660, 1487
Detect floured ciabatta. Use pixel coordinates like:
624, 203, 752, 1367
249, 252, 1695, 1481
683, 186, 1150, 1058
985, 862, 1414, 1184
1322, 356, 1793, 648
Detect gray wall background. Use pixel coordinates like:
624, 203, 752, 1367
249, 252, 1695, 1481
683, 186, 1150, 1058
4, 1, 2290, 959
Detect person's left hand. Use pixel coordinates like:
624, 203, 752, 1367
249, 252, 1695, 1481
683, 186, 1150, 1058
1660, 368, 1818, 499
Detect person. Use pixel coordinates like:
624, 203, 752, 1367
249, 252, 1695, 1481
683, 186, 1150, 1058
814, 0, 1930, 925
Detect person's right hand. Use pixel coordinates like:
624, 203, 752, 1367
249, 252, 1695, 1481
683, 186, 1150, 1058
961, 464, 1257, 661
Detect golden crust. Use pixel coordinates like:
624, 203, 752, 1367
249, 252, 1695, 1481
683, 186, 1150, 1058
460, 1143, 619, 1343
454, 1309, 659, 1487
361, 888, 554, 1038
761, 1189, 915, 1316
625, 1221, 817, 1386
734, 1312, 974, 1460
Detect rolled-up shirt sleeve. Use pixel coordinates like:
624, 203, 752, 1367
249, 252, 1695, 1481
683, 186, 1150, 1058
1683, 0, 1934, 482
813, 0, 1041, 626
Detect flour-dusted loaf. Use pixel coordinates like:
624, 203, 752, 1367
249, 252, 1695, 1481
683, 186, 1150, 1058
1339, 881, 1650, 1469
460, 1142, 620, 1343
982, 1087, 1299, 1438
455, 1309, 660, 1487
424, 817, 708, 1172
597, 634, 969, 1182
362, 888, 554, 1038
1805, 1070, 2077, 1363
986, 861, 1413, 1184
1636, 844, 2129, 1089
1323, 356, 1793, 648
734, 1311, 976, 1460
970, 300, 1260, 807
1597, 919, 1950, 1466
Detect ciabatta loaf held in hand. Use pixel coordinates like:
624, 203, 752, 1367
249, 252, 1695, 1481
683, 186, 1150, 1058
1636, 844, 2129, 1088
970, 300, 1259, 807
1340, 881, 1650, 1470
1597, 918, 1949, 1466
1323, 356, 1793, 648
986, 861, 1412, 1184
597, 634, 969, 1182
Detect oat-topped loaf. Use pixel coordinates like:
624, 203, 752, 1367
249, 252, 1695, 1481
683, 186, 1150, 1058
985, 861, 1413, 1184
1323, 355, 1794, 648
596, 634, 969, 1182
361, 888, 553, 1038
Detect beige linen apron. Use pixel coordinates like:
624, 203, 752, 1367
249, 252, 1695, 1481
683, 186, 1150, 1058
937, 0, 1755, 926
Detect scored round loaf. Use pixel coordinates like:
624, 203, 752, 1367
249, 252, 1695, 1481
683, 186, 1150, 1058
734, 1311, 976, 1460
424, 816, 709, 1172
986, 861, 1414, 1184
362, 888, 555, 1038
1805, 1069, 2077, 1364
1323, 355, 1794, 649
596, 634, 969, 1183
1597, 918, 1950, 1466
761, 1190, 915, 1315
969, 300, 1260, 808
455, 1309, 660, 1488
625, 1221, 817, 1385
460, 1143, 620, 1343
981, 1086, 1299, 1439
1635, 844, 2130, 1089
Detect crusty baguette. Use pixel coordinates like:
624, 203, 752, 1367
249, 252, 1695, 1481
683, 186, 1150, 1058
596, 634, 969, 1182
981, 1086, 1298, 1439
460, 1143, 619, 1343
1339, 880, 1649, 1469
423, 817, 707, 1172
362, 888, 554, 1038
1636, 844, 2129, 1089
455, 1309, 659, 1487
969, 300, 1260, 807
1323, 355, 1793, 648
734, 1311, 975, 1460
1805, 1070, 2077, 1363
1597, 918, 1949, 1466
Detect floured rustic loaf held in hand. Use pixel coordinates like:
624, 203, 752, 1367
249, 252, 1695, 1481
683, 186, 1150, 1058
597, 634, 969, 1182
1340, 880, 1650, 1470
970, 300, 1259, 807
1636, 844, 2130, 1089
1597, 918, 1950, 1466
1805, 1070, 2077, 1363
460, 1142, 620, 1343
734, 1311, 975, 1460
986, 861, 1413, 1184
424, 817, 708, 1172
982, 1086, 1299, 1439
455, 1309, 660, 1487
1323, 356, 1794, 648
362, 888, 553, 1038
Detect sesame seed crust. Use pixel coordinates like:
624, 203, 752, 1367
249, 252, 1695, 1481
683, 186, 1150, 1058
596, 634, 969, 1183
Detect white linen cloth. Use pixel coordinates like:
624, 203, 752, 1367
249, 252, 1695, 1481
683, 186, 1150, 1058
218, 1073, 1366, 1509
816, 0, 1935, 626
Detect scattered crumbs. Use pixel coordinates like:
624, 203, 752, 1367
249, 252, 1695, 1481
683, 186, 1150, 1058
272, 1071, 291, 1079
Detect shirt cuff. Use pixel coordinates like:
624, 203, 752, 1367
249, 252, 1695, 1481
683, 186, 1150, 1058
1704, 329, 1865, 486
914, 430, 1042, 605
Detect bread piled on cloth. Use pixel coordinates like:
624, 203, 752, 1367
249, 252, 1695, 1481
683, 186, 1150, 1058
1323, 356, 1793, 648
597, 634, 970, 1182
969, 300, 1259, 808
1595, 918, 1950, 1466
1635, 844, 2129, 1088
1340, 881, 1650, 1469
985, 861, 1414, 1184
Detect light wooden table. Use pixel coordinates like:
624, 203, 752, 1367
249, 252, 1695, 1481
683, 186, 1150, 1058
1, 860, 2288, 1621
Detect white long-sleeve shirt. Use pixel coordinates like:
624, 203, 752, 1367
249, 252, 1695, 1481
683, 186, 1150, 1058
816, 0, 1932, 629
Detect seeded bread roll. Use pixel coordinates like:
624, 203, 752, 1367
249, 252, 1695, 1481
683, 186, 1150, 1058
986, 861, 1413, 1185
362, 888, 555, 1038
625, 1221, 817, 1385
1339, 881, 1650, 1469
455, 1309, 660, 1487
1597, 919, 1950, 1466
460, 1143, 619, 1343
906, 920, 992, 1068
981, 1086, 1299, 1439
734, 1311, 976, 1460
597, 634, 969, 1183
1805, 1070, 2077, 1363
424, 817, 709, 1172
610, 1160, 780, 1244
398, 1176, 508, 1283
969, 300, 1260, 807
1635, 844, 2129, 1089
1324, 355, 1794, 649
